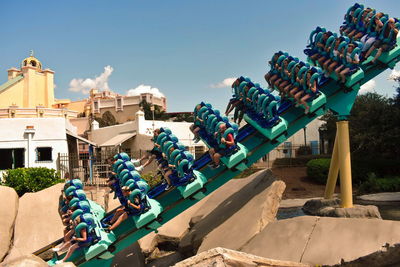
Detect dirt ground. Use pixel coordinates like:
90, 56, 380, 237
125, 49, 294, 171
271, 166, 338, 199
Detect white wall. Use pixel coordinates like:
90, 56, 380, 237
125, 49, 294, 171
0, 118, 69, 170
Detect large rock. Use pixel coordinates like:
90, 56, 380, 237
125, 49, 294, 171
12, 183, 64, 255
139, 169, 276, 256
303, 198, 381, 219
0, 254, 76, 267
1, 254, 47, 267
241, 216, 400, 266
173, 247, 308, 267
241, 216, 318, 263
332, 242, 400, 266
179, 169, 285, 255
111, 242, 145, 267
0, 186, 19, 262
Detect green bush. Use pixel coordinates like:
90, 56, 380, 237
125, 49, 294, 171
1, 167, 62, 196
273, 154, 330, 167
306, 158, 331, 184
351, 158, 400, 184
358, 173, 400, 194
141, 171, 163, 188
296, 145, 312, 156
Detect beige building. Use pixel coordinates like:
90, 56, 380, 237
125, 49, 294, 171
55, 88, 167, 124
0, 52, 78, 119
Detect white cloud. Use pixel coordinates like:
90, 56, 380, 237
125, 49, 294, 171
68, 65, 114, 94
210, 77, 236, 88
389, 69, 400, 80
126, 84, 165, 98
359, 79, 376, 94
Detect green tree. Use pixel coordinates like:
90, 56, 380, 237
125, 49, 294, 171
320, 92, 400, 159
95, 111, 118, 128
139, 100, 167, 120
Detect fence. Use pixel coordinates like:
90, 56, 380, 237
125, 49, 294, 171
253, 142, 322, 168
58, 142, 322, 186
57, 150, 144, 186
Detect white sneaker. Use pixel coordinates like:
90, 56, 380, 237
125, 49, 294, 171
136, 165, 144, 173
52, 247, 60, 252
131, 159, 141, 166
55, 260, 64, 264
165, 184, 172, 191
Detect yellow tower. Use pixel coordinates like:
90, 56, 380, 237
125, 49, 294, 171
0, 51, 55, 108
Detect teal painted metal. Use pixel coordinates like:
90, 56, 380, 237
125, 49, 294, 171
244, 114, 288, 141
220, 143, 249, 169
177, 170, 208, 199
46, 37, 400, 267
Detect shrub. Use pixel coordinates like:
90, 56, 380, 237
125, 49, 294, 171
273, 154, 330, 167
306, 158, 331, 184
358, 173, 400, 194
351, 158, 400, 185
296, 145, 312, 156
141, 171, 163, 188
1, 167, 62, 196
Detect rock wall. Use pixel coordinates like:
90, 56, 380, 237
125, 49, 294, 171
241, 216, 400, 266
173, 247, 308, 267
11, 183, 65, 256
0, 186, 19, 262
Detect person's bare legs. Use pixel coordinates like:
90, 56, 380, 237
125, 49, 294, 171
109, 208, 125, 224
327, 61, 338, 75
294, 91, 304, 106
63, 229, 74, 243
365, 44, 376, 59
142, 155, 156, 168
339, 68, 350, 83
110, 212, 128, 231
317, 56, 327, 67
164, 170, 173, 186
371, 48, 383, 63
334, 65, 344, 80
58, 243, 79, 263
283, 84, 292, 98
289, 87, 299, 98
322, 59, 332, 71
300, 94, 312, 114
55, 240, 72, 252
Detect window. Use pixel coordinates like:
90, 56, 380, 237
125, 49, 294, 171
93, 100, 99, 113
116, 97, 123, 111
0, 148, 24, 170
36, 147, 52, 162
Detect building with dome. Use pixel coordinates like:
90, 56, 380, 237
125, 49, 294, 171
0, 51, 77, 118
0, 52, 94, 174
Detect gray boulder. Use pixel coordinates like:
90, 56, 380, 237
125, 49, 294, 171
173, 247, 308, 267
303, 198, 381, 219
241, 216, 400, 266
12, 183, 64, 255
1, 254, 47, 267
179, 169, 285, 255
0, 186, 19, 262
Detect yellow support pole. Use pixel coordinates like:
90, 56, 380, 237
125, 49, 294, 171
337, 120, 353, 208
324, 130, 340, 199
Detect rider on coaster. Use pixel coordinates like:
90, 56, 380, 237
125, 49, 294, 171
209, 123, 235, 169
105, 186, 141, 232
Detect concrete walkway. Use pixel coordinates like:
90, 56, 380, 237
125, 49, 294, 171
280, 198, 322, 208
280, 192, 400, 209
357, 192, 400, 202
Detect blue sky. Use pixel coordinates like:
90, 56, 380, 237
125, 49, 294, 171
1, 1, 400, 112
